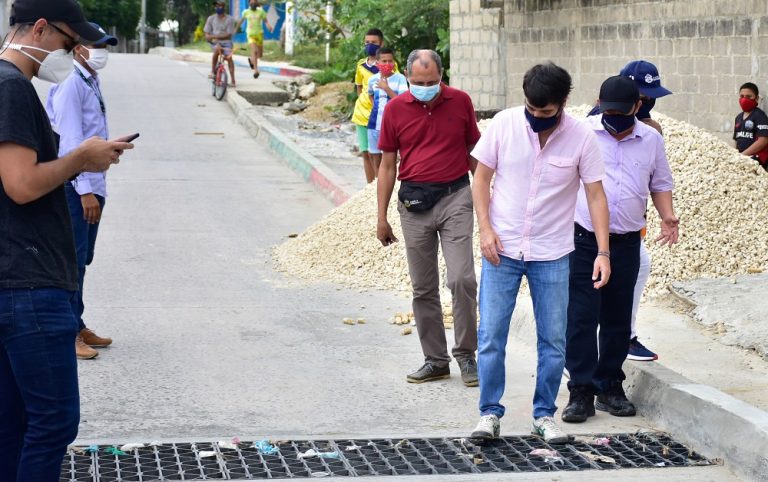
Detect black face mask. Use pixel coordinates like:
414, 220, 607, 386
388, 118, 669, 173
601, 113, 636, 135
636, 98, 655, 120
524, 106, 560, 133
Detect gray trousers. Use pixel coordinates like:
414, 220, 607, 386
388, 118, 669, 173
398, 185, 478, 367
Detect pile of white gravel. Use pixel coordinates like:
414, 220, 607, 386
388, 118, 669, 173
274, 106, 768, 299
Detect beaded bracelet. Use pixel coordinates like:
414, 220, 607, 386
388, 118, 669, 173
597, 251, 611, 258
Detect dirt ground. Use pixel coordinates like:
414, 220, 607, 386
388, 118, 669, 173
300, 81, 354, 124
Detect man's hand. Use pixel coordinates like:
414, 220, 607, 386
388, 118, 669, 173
479, 226, 504, 266
81, 194, 101, 224
377, 76, 389, 90
656, 215, 680, 247
377, 219, 398, 246
78, 137, 134, 173
592, 255, 611, 289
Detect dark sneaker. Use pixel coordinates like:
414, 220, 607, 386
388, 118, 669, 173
458, 358, 478, 387
470, 414, 500, 442
627, 337, 658, 361
406, 362, 450, 384
561, 386, 595, 423
596, 383, 636, 417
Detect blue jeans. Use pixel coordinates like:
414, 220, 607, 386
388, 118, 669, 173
478, 255, 570, 419
65, 183, 105, 331
0, 288, 80, 482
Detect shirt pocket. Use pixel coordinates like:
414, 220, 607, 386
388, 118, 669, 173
543, 155, 577, 185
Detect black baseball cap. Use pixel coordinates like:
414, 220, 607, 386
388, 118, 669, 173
89, 22, 118, 47
10, 0, 104, 43
598, 75, 640, 114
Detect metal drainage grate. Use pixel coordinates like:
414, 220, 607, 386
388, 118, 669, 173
61, 432, 714, 481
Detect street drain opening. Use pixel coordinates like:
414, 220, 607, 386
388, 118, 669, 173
61, 432, 714, 481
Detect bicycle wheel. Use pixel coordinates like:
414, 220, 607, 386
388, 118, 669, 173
215, 66, 227, 100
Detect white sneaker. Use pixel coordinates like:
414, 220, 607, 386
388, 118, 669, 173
532, 416, 569, 444
470, 414, 500, 441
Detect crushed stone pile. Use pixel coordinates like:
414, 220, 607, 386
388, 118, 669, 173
274, 106, 768, 299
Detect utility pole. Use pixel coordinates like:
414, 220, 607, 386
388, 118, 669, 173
324, 1, 333, 65
139, 0, 147, 53
285, 1, 295, 56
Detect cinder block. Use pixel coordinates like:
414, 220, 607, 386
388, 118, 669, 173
717, 74, 738, 95
657, 39, 673, 57
730, 38, 750, 57
692, 38, 711, 57
694, 56, 714, 76
711, 37, 729, 56
673, 39, 691, 57
713, 56, 733, 76
732, 55, 753, 75
699, 75, 718, 94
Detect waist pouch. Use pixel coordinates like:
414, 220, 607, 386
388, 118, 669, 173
398, 174, 469, 212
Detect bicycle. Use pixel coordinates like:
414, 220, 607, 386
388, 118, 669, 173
211, 44, 228, 101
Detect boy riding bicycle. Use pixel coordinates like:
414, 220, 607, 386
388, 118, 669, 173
204, 1, 237, 87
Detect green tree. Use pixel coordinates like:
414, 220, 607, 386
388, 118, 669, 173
295, 0, 449, 79
80, 0, 141, 39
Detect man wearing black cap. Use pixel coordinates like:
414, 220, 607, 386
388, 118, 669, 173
563, 76, 678, 424
46, 23, 119, 361
0, 1, 133, 480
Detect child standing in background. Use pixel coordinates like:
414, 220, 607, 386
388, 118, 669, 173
367, 47, 408, 176
351, 28, 398, 183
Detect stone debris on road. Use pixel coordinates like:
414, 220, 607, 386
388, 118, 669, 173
274, 106, 768, 300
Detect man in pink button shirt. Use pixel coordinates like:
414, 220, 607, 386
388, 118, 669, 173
468, 63, 611, 444
562, 75, 678, 424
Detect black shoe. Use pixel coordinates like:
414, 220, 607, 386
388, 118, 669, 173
562, 386, 595, 423
406, 362, 450, 384
458, 358, 478, 387
595, 383, 636, 417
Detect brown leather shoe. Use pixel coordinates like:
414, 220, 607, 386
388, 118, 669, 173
76, 336, 99, 360
80, 328, 112, 348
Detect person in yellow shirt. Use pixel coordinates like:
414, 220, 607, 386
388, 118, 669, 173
237, 0, 273, 79
352, 28, 398, 183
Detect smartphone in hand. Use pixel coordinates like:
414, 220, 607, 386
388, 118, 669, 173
115, 133, 140, 143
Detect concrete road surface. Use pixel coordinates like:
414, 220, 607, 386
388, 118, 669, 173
57, 54, 666, 446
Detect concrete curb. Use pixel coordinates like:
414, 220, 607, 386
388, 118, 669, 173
509, 298, 768, 481
149, 47, 315, 77
226, 90, 354, 206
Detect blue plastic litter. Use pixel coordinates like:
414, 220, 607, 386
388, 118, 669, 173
254, 439, 279, 455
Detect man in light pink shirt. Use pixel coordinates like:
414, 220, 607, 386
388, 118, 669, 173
562, 75, 678, 424
468, 63, 611, 444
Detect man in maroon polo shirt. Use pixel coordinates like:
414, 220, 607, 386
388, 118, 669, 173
377, 49, 481, 387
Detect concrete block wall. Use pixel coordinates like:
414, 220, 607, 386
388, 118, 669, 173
451, 0, 768, 137
449, 0, 506, 113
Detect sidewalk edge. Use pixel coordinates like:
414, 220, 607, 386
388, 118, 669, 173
226, 90, 354, 206
509, 297, 768, 482
149, 46, 315, 77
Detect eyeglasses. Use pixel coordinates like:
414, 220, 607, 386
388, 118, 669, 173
48, 23, 79, 52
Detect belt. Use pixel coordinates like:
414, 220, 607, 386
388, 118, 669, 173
574, 223, 641, 242
400, 173, 469, 194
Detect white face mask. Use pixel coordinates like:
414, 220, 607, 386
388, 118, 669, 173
4, 43, 74, 83
83, 48, 108, 70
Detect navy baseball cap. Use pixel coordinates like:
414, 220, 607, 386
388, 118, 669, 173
598, 75, 640, 114
619, 60, 673, 98
89, 22, 118, 46
10, 0, 104, 43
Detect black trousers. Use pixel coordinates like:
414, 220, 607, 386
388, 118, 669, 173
565, 223, 640, 393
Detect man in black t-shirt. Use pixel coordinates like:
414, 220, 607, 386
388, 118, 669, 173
0, 1, 133, 481
734, 82, 768, 170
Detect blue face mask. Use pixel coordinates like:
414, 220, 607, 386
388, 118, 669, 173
601, 113, 636, 135
215, 7, 225, 14
636, 98, 655, 120
524, 107, 560, 133
364, 43, 380, 56
410, 84, 440, 103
